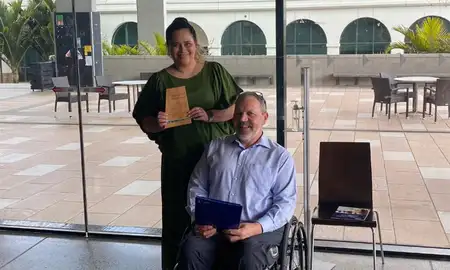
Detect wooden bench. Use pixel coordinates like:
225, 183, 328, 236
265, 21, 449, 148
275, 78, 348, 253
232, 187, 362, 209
233, 74, 273, 86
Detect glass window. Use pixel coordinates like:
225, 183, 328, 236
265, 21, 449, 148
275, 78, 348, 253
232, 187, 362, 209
340, 18, 391, 54
286, 19, 327, 55
221, 20, 267, 55
112, 22, 138, 47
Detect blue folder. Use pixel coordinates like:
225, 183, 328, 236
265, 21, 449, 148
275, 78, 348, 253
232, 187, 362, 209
195, 196, 242, 230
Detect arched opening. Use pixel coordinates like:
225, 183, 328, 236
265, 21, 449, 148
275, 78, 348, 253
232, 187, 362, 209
409, 15, 450, 31
340, 18, 391, 54
405, 15, 450, 43
112, 22, 138, 47
286, 19, 327, 55
188, 21, 209, 47
221, 20, 267, 55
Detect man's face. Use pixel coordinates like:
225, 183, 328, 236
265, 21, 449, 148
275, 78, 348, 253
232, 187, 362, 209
233, 96, 268, 146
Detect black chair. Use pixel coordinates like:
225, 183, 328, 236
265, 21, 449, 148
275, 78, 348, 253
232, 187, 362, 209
311, 142, 385, 270
95, 75, 131, 113
423, 79, 450, 122
174, 216, 307, 270
51, 76, 89, 112
371, 77, 410, 119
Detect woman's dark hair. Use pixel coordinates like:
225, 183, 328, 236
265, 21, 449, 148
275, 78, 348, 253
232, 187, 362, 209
165, 17, 197, 45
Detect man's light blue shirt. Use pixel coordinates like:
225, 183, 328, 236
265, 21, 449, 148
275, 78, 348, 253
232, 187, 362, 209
186, 134, 297, 233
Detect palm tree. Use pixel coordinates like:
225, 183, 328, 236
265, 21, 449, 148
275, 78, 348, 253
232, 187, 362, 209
25, 0, 56, 61
0, 0, 35, 82
386, 17, 450, 53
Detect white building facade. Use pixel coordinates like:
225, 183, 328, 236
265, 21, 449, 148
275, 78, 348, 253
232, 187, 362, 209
96, 0, 450, 56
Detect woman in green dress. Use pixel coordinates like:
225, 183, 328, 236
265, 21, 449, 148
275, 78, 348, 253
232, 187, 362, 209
132, 17, 243, 270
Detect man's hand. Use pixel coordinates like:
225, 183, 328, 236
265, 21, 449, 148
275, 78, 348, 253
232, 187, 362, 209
224, 223, 263, 243
195, 225, 217, 238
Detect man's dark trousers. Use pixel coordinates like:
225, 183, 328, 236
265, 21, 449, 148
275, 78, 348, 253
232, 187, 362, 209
177, 227, 284, 270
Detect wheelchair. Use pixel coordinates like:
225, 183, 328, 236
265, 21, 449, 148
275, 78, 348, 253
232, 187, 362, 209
174, 216, 308, 270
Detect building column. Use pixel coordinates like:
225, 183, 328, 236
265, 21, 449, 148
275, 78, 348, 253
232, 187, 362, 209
327, 44, 340, 55
136, 0, 166, 45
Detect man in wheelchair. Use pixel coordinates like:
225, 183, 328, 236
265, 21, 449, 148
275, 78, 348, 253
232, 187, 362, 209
177, 92, 297, 270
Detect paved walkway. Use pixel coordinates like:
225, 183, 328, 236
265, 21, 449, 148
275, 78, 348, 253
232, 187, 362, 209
0, 85, 449, 248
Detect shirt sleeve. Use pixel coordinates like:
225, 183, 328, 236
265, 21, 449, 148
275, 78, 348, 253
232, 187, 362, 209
256, 152, 297, 233
211, 61, 243, 109
132, 73, 163, 141
186, 142, 211, 221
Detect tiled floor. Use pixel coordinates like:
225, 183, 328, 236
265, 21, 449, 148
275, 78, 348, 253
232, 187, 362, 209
0, 232, 449, 270
0, 84, 450, 248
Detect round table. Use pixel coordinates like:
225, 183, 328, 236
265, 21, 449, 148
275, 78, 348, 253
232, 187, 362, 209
394, 76, 438, 112
113, 80, 148, 104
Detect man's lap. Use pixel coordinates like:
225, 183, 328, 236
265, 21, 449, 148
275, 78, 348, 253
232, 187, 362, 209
179, 227, 284, 269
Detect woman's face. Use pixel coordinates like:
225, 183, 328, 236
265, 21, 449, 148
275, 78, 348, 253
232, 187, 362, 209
169, 29, 197, 67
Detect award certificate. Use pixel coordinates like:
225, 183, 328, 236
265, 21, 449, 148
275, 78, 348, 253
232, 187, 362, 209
165, 86, 192, 128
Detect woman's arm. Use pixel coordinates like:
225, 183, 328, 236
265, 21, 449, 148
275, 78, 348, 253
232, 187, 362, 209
141, 116, 165, 133
207, 104, 235, 123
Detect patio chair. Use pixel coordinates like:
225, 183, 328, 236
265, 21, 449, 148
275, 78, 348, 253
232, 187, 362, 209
95, 75, 131, 113
423, 78, 450, 122
371, 77, 410, 119
311, 141, 385, 270
51, 76, 89, 113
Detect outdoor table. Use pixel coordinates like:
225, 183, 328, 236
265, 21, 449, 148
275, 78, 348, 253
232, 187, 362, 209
113, 80, 148, 105
394, 76, 438, 112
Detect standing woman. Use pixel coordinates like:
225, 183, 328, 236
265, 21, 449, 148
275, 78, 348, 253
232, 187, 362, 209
132, 17, 243, 270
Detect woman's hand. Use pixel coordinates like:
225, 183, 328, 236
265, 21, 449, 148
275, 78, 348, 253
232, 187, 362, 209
157, 111, 168, 130
188, 107, 209, 122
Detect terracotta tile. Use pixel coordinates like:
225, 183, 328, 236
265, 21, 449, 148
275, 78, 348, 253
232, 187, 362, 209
388, 184, 431, 201
88, 195, 144, 214
373, 207, 393, 230
0, 183, 53, 199
0, 175, 35, 189
109, 205, 162, 227
373, 191, 390, 208
153, 219, 162, 228
0, 208, 37, 220
7, 192, 67, 210
343, 227, 396, 244
312, 225, 344, 241
393, 219, 449, 247
386, 170, 424, 185
431, 194, 450, 212
391, 200, 439, 221
28, 201, 83, 223
138, 189, 162, 206
372, 177, 387, 191
425, 179, 450, 194
384, 160, 419, 173
69, 212, 119, 225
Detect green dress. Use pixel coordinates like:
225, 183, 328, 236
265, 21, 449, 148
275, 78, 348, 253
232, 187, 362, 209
132, 61, 242, 270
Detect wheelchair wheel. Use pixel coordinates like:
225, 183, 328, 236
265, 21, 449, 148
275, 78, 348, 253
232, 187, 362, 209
285, 220, 308, 270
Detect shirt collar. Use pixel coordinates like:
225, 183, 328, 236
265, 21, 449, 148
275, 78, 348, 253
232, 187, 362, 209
229, 133, 271, 149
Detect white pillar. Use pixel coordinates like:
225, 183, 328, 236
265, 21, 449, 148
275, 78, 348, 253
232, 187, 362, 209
136, 0, 166, 45
327, 44, 340, 55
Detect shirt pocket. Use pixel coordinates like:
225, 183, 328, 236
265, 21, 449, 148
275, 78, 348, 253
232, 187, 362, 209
245, 164, 274, 196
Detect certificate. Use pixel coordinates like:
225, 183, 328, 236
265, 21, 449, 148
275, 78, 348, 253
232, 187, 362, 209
165, 86, 192, 128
